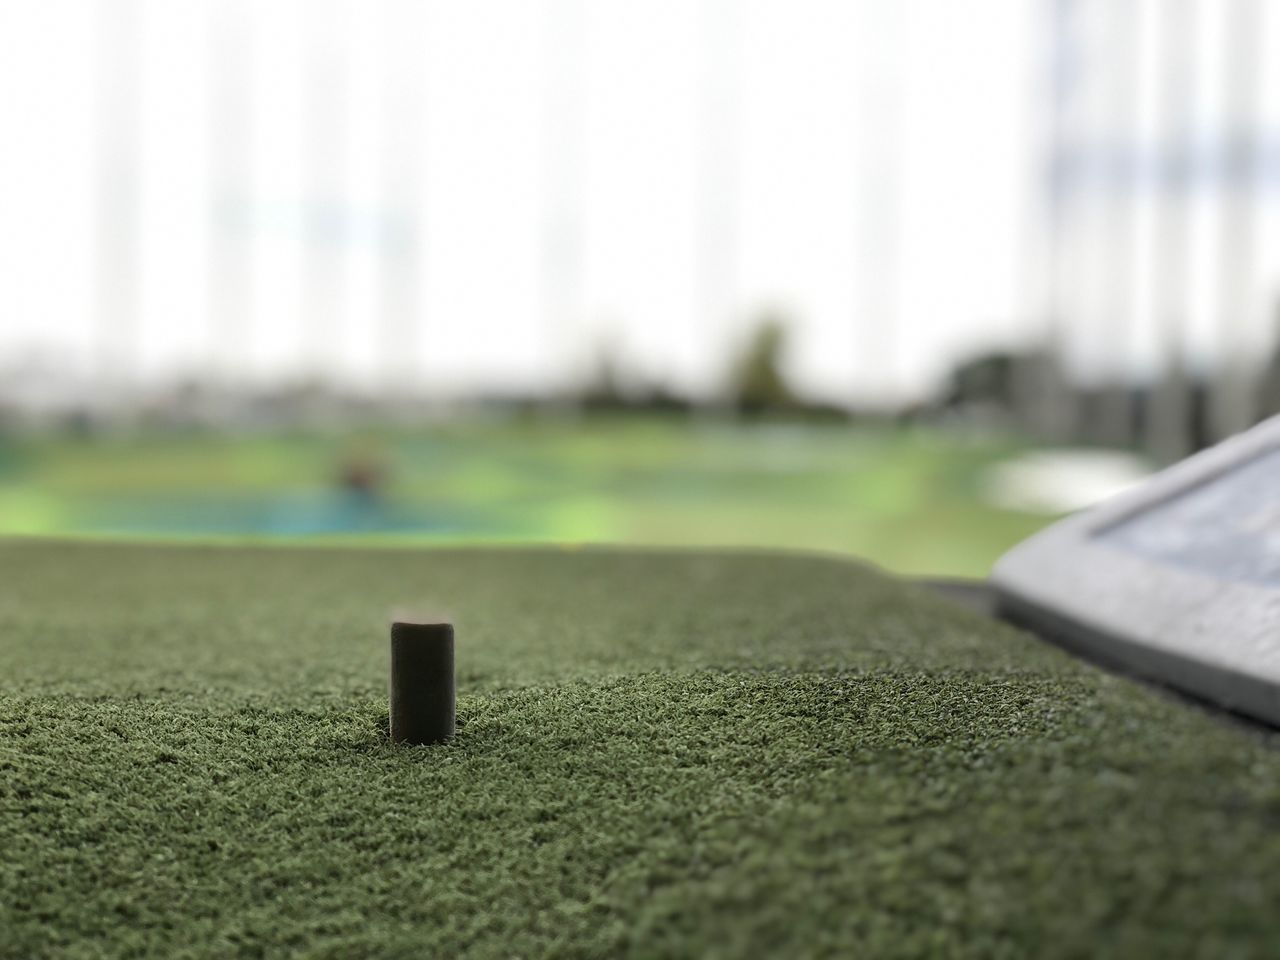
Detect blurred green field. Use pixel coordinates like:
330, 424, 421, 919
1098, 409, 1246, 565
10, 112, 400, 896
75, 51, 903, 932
0, 418, 1053, 577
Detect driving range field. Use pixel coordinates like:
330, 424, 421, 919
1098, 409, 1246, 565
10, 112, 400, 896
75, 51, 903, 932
5, 540, 1280, 958
0, 420, 1051, 577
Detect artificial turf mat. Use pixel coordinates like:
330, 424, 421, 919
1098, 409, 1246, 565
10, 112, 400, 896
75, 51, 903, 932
2, 540, 1279, 958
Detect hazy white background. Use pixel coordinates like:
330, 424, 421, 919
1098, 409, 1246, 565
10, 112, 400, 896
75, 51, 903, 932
1, 0, 1276, 408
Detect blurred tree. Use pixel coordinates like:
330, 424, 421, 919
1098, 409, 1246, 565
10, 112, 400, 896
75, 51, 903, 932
580, 347, 627, 412
940, 347, 1098, 442
578, 341, 693, 415
944, 351, 1017, 411
729, 314, 797, 416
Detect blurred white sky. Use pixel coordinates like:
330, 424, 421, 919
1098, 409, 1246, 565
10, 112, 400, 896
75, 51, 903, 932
0, 0, 1039, 405
4, 0, 1271, 407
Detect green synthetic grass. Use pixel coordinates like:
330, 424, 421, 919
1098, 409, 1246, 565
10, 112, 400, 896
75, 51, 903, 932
4, 541, 1279, 958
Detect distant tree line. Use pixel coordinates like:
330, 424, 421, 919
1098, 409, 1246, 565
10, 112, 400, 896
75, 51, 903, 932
577, 312, 845, 421
574, 309, 1280, 460
932, 335, 1280, 461
5, 309, 1279, 454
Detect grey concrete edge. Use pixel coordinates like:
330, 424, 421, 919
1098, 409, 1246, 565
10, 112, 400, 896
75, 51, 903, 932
990, 414, 1280, 728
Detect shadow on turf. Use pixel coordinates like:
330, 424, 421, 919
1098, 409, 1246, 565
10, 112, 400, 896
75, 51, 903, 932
357, 707, 474, 752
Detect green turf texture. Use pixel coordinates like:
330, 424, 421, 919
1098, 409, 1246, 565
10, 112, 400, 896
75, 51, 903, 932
3, 541, 1279, 958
